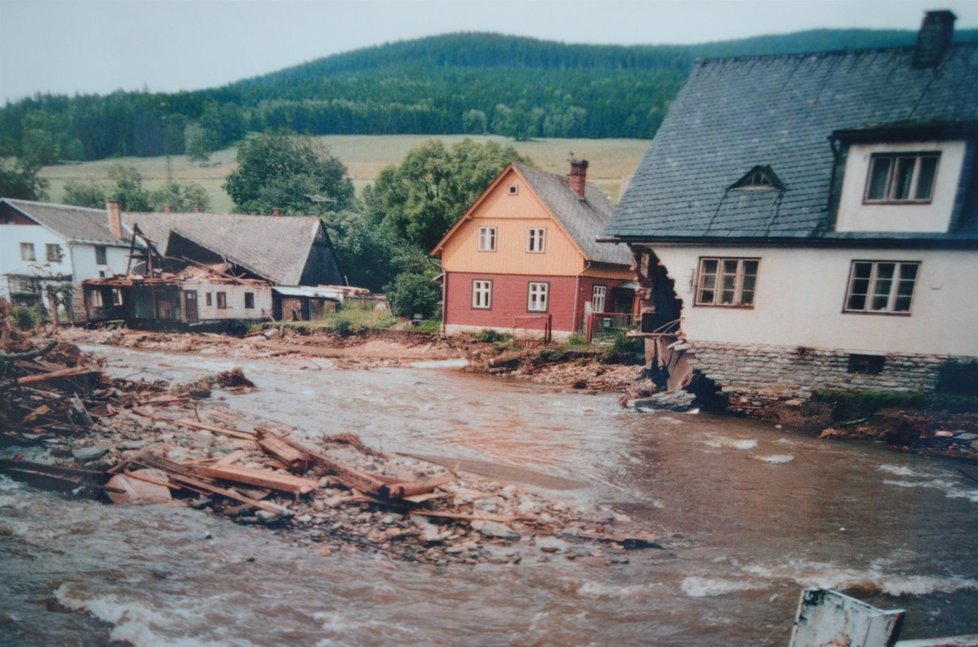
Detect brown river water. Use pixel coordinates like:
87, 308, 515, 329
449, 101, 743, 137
1, 345, 977, 646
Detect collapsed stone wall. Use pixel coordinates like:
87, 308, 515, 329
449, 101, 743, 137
685, 341, 950, 413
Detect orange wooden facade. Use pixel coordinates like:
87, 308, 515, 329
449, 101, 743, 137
432, 165, 632, 338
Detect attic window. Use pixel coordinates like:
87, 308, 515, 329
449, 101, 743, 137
507, 184, 519, 196
730, 166, 784, 191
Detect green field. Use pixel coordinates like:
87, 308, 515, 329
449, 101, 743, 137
39, 135, 651, 213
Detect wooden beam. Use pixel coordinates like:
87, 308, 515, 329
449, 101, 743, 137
279, 436, 388, 496
195, 463, 318, 495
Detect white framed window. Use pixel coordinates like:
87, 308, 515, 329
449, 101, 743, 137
864, 152, 939, 203
20, 242, 35, 262
695, 258, 759, 307
527, 282, 549, 312
216, 292, 227, 309
527, 228, 546, 253
591, 285, 607, 313
472, 280, 492, 309
95, 245, 107, 265
111, 288, 124, 306
46, 244, 62, 263
244, 292, 255, 309
478, 227, 497, 252
844, 260, 919, 314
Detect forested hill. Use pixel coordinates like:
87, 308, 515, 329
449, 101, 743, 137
3, 29, 977, 163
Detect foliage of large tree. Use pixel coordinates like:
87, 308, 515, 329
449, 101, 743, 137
366, 139, 530, 253
224, 131, 354, 215
0, 154, 47, 200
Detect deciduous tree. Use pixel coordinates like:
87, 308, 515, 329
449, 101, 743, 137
223, 131, 354, 215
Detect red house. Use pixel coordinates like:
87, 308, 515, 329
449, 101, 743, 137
431, 161, 634, 340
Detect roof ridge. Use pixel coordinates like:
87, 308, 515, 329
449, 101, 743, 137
4, 197, 106, 214
694, 41, 978, 66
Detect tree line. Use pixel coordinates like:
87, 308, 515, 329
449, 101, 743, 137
4, 29, 971, 163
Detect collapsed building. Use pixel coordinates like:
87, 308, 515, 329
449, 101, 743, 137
82, 202, 367, 329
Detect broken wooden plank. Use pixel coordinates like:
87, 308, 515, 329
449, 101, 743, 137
12, 366, 101, 387
409, 509, 521, 524
257, 431, 308, 470
194, 463, 318, 495
165, 417, 256, 440
279, 436, 389, 496
135, 455, 292, 516
380, 472, 454, 500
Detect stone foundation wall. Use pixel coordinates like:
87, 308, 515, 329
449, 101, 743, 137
684, 341, 954, 412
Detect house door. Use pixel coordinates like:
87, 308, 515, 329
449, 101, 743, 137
184, 290, 198, 323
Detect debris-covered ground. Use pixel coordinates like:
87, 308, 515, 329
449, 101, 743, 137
2, 307, 663, 566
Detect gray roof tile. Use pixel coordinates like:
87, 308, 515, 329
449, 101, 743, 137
122, 212, 322, 285
606, 44, 978, 242
515, 163, 632, 265
2, 199, 129, 245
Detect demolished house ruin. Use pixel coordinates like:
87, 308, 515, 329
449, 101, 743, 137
82, 202, 368, 328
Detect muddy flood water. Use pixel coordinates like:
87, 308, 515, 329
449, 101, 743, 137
2, 345, 978, 646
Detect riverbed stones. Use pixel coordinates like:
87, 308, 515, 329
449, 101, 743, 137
71, 445, 110, 462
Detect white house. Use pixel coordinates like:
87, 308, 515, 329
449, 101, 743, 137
0, 198, 131, 321
602, 11, 978, 406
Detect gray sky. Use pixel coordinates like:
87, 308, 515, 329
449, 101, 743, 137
1, 0, 976, 104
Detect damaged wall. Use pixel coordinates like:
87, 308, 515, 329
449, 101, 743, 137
686, 341, 948, 409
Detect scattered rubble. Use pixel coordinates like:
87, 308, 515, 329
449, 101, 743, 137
1, 301, 666, 566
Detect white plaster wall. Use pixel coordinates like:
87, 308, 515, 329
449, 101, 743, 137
836, 141, 965, 233
0, 224, 72, 299
190, 283, 272, 321
653, 244, 978, 357
70, 243, 130, 282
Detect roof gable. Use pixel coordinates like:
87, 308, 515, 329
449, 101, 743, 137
433, 163, 631, 266
607, 44, 978, 242
1, 198, 128, 245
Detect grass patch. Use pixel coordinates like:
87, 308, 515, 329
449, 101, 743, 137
596, 332, 644, 365
39, 135, 650, 210
412, 319, 442, 335
812, 389, 978, 416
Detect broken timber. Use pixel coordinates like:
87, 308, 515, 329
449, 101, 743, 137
194, 463, 317, 496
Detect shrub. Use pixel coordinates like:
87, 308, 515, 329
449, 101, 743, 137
812, 389, 978, 416
386, 272, 440, 319
413, 319, 442, 335
597, 331, 644, 365
13, 305, 47, 330
473, 329, 510, 343
566, 333, 587, 347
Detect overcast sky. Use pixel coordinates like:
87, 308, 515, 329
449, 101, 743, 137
1, 0, 975, 104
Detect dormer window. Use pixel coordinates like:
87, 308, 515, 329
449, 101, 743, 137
864, 152, 939, 203
730, 166, 784, 191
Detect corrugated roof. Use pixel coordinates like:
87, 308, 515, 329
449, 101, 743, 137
514, 163, 631, 265
122, 212, 322, 285
606, 44, 978, 242
2, 198, 129, 245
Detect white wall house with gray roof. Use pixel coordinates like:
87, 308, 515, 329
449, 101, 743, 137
602, 11, 978, 406
0, 198, 131, 321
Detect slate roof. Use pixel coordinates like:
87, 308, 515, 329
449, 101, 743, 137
121, 212, 323, 285
514, 163, 632, 265
605, 44, 978, 243
1, 199, 129, 245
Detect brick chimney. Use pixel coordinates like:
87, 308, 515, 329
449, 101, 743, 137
106, 200, 123, 239
569, 159, 589, 198
914, 10, 956, 68
272, 207, 282, 217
